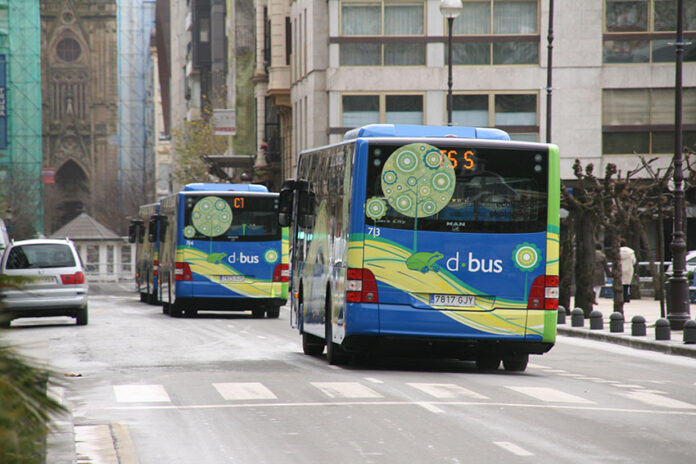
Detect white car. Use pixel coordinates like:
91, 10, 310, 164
0, 238, 89, 327
665, 250, 696, 277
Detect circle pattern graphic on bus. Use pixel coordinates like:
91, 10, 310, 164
513, 243, 541, 272
189, 196, 233, 237
381, 143, 456, 218
264, 249, 279, 264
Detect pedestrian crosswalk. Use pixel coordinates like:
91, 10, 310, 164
106, 379, 696, 412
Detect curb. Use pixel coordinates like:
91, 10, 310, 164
557, 325, 696, 359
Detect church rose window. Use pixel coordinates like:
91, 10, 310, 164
57, 38, 81, 62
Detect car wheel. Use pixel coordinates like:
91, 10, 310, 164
76, 305, 88, 326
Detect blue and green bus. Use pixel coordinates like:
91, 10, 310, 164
279, 124, 560, 370
158, 183, 289, 318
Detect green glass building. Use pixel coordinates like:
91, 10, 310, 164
0, 0, 43, 236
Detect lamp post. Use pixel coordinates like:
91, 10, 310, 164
440, 0, 463, 126
668, 0, 691, 330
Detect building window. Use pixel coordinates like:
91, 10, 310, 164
602, 88, 696, 154
339, 1, 425, 66
341, 94, 423, 127
452, 93, 538, 140
604, 0, 696, 63
450, 0, 539, 65
57, 38, 81, 62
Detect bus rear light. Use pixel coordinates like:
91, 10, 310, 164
61, 271, 85, 285
153, 259, 159, 276
175, 262, 192, 281
346, 268, 378, 303
273, 263, 289, 282
528, 274, 558, 310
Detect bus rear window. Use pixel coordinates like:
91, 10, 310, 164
365, 142, 548, 233
184, 195, 280, 242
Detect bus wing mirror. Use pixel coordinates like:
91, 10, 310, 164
297, 189, 315, 228
278, 189, 294, 227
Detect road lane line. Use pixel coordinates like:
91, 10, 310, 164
506, 387, 595, 404
493, 441, 534, 456
364, 377, 384, 384
407, 383, 489, 400
311, 382, 383, 398
113, 385, 171, 403
214, 382, 277, 400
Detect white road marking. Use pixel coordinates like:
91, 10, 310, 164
75, 425, 119, 464
48, 386, 65, 406
493, 441, 534, 456
416, 402, 445, 414
364, 377, 384, 384
506, 386, 595, 404
213, 382, 277, 401
311, 382, 383, 398
614, 384, 644, 389
113, 384, 171, 403
621, 391, 696, 409
408, 383, 488, 400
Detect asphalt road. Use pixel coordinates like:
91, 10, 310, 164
2, 283, 696, 463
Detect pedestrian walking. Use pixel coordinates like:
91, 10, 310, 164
593, 244, 610, 304
619, 238, 637, 302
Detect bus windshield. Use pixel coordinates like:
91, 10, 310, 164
183, 194, 280, 242
365, 142, 548, 233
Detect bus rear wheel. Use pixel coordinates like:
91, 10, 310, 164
266, 306, 281, 319
170, 302, 183, 318
251, 307, 265, 319
475, 355, 501, 371
502, 353, 529, 372
302, 332, 324, 356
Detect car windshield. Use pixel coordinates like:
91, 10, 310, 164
6, 244, 76, 269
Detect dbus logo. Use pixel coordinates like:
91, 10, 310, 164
446, 252, 503, 274
227, 252, 260, 264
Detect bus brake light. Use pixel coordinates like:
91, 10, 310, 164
175, 262, 192, 281
346, 268, 379, 303
153, 259, 159, 276
528, 274, 558, 310
273, 263, 290, 282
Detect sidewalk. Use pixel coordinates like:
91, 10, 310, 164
557, 296, 696, 358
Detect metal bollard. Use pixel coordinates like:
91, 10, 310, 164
589, 310, 603, 330
655, 318, 671, 341
571, 308, 585, 328
683, 320, 696, 344
609, 312, 625, 333
631, 315, 646, 336
557, 305, 566, 325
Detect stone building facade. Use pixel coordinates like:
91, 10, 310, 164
40, 0, 120, 234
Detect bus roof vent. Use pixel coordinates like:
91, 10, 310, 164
343, 124, 510, 141
183, 183, 269, 192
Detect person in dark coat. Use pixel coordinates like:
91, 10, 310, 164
593, 244, 611, 304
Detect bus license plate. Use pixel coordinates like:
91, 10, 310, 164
430, 294, 476, 307
220, 275, 244, 282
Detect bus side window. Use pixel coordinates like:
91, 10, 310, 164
159, 217, 168, 243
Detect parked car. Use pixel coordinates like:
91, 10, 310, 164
0, 238, 89, 327
665, 250, 696, 277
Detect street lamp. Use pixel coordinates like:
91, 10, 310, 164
440, 0, 463, 126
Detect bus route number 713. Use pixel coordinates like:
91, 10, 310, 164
367, 226, 381, 237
